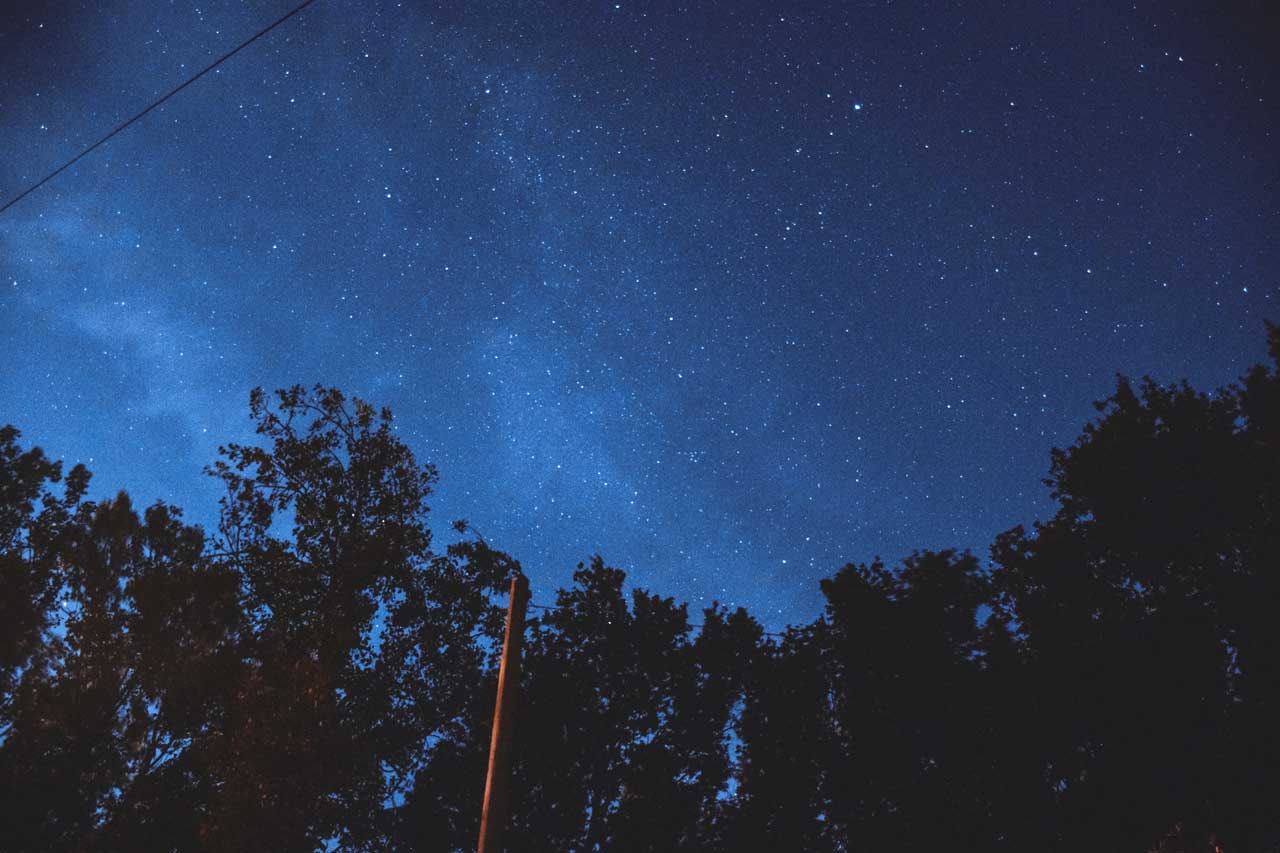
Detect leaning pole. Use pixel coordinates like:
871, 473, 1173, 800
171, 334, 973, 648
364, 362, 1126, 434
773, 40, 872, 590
477, 573, 530, 853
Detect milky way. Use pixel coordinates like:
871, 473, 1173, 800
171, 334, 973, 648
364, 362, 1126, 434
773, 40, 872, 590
2, 0, 1276, 626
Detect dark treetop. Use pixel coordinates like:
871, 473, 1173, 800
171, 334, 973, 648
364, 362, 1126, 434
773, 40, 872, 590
2, 326, 1278, 849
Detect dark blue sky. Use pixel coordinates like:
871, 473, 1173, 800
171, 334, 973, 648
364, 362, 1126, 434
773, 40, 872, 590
2, 0, 1276, 627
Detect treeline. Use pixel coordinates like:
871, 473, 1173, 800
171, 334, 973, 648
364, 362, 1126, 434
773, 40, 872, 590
2, 326, 1279, 852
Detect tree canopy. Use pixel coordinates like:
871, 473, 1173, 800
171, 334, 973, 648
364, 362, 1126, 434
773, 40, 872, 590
3, 324, 1278, 852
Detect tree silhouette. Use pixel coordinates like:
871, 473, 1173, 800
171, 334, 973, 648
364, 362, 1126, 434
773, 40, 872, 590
991, 322, 1280, 851
819, 551, 1004, 850
0, 480, 241, 851
721, 621, 834, 853
0, 387, 508, 851
192, 386, 508, 849
1, 327, 1277, 852
507, 557, 758, 852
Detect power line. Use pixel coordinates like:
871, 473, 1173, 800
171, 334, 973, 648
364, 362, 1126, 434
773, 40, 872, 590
0, 0, 320, 217
528, 601, 789, 638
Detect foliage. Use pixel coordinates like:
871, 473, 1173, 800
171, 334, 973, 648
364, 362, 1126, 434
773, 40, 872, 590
2, 324, 1278, 851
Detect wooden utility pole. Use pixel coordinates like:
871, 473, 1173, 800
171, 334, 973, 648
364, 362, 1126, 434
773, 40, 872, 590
477, 573, 530, 853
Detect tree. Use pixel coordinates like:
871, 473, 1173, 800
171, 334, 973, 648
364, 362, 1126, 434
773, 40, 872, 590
818, 551, 1014, 851
721, 621, 834, 853
502, 556, 759, 852
991, 323, 1280, 851
4, 324, 1279, 851
188, 385, 507, 850
0, 424, 88, 726
0, 386, 508, 851
0, 480, 241, 851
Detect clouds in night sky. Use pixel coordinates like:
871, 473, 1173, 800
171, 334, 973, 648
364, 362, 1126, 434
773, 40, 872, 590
2, 0, 1277, 625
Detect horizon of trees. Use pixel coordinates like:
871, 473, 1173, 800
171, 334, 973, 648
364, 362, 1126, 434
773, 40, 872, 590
2, 324, 1278, 852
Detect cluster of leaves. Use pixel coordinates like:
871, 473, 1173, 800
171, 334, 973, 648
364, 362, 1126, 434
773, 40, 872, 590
0, 388, 508, 851
3, 324, 1279, 851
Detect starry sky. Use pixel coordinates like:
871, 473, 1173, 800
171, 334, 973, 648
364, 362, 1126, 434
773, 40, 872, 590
1, 0, 1276, 627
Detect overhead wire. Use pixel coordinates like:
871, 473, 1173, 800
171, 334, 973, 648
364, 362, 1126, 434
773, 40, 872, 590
527, 600, 790, 638
0, 0, 320, 217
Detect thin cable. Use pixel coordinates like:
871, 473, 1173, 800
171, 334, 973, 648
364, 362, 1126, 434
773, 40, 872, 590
0, 0, 320, 217
528, 600, 788, 638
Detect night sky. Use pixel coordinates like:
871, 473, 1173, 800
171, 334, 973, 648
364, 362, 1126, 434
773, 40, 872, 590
2, 1, 1276, 627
